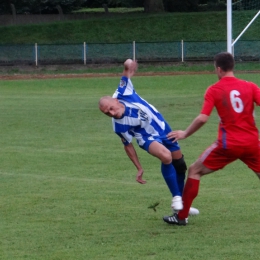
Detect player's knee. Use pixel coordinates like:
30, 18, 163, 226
161, 150, 172, 164
188, 161, 206, 178
172, 154, 187, 173
188, 163, 196, 177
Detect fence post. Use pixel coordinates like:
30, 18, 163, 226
56, 5, 64, 21
181, 40, 184, 62
83, 42, 86, 65
133, 41, 136, 61
232, 39, 234, 57
103, 4, 109, 14
10, 4, 16, 25
35, 43, 38, 67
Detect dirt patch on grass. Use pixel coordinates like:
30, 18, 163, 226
0, 62, 214, 80
0, 71, 217, 81
0, 63, 259, 80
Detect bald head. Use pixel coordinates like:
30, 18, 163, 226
99, 96, 125, 118
99, 96, 114, 109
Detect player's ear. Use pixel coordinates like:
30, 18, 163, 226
216, 66, 221, 73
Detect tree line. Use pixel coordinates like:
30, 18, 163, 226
0, 0, 257, 14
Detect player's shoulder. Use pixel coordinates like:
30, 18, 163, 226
119, 76, 128, 88
236, 77, 259, 88
204, 83, 215, 94
204, 81, 223, 97
119, 75, 133, 87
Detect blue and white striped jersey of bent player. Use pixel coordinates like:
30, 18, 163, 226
112, 76, 171, 146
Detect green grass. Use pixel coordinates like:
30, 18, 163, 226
1, 74, 260, 259
73, 7, 144, 13
0, 10, 259, 44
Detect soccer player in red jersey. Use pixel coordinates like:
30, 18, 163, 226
163, 52, 260, 225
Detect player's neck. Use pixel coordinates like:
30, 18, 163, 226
119, 102, 126, 117
220, 71, 235, 79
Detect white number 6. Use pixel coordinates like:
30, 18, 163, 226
230, 90, 244, 113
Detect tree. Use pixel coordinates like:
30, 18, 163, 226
144, 0, 164, 12
86, 0, 143, 8
0, 0, 88, 14
164, 0, 199, 12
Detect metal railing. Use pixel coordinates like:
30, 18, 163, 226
0, 40, 259, 66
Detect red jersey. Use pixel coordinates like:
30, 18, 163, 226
201, 77, 260, 148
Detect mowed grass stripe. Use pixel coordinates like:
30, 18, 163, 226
0, 74, 260, 259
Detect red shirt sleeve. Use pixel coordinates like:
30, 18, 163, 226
200, 86, 215, 116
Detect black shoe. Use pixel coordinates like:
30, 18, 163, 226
163, 213, 187, 226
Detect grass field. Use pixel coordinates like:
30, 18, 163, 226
73, 7, 144, 13
1, 10, 260, 44
1, 73, 260, 259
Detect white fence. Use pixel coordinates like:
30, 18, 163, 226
0, 40, 259, 66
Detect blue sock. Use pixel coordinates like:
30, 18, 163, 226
176, 172, 185, 196
161, 163, 181, 197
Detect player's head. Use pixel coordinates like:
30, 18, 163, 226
214, 52, 234, 72
99, 96, 124, 119
214, 52, 235, 79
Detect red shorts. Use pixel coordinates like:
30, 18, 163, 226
200, 141, 260, 173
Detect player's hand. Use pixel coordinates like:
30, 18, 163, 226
136, 169, 146, 184
167, 130, 186, 142
129, 60, 138, 76
132, 60, 138, 72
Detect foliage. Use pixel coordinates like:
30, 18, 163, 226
1, 10, 260, 44
0, 0, 259, 14
86, 0, 143, 8
0, 0, 88, 14
241, 0, 260, 10
144, 0, 164, 12
164, 0, 199, 12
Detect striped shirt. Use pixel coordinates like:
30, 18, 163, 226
112, 76, 171, 146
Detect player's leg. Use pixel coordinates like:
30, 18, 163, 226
162, 134, 186, 195
148, 141, 182, 210
171, 152, 200, 216
165, 136, 199, 214
171, 152, 186, 195
239, 142, 260, 180
165, 138, 188, 211
177, 159, 213, 219
171, 152, 188, 211
163, 158, 213, 225
163, 142, 230, 225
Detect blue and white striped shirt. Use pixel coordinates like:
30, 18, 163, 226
112, 76, 172, 147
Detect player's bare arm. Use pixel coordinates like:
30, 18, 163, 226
124, 143, 146, 184
167, 114, 209, 141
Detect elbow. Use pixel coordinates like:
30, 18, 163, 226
198, 114, 209, 124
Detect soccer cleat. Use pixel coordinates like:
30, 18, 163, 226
189, 207, 199, 216
171, 196, 183, 211
163, 213, 187, 226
